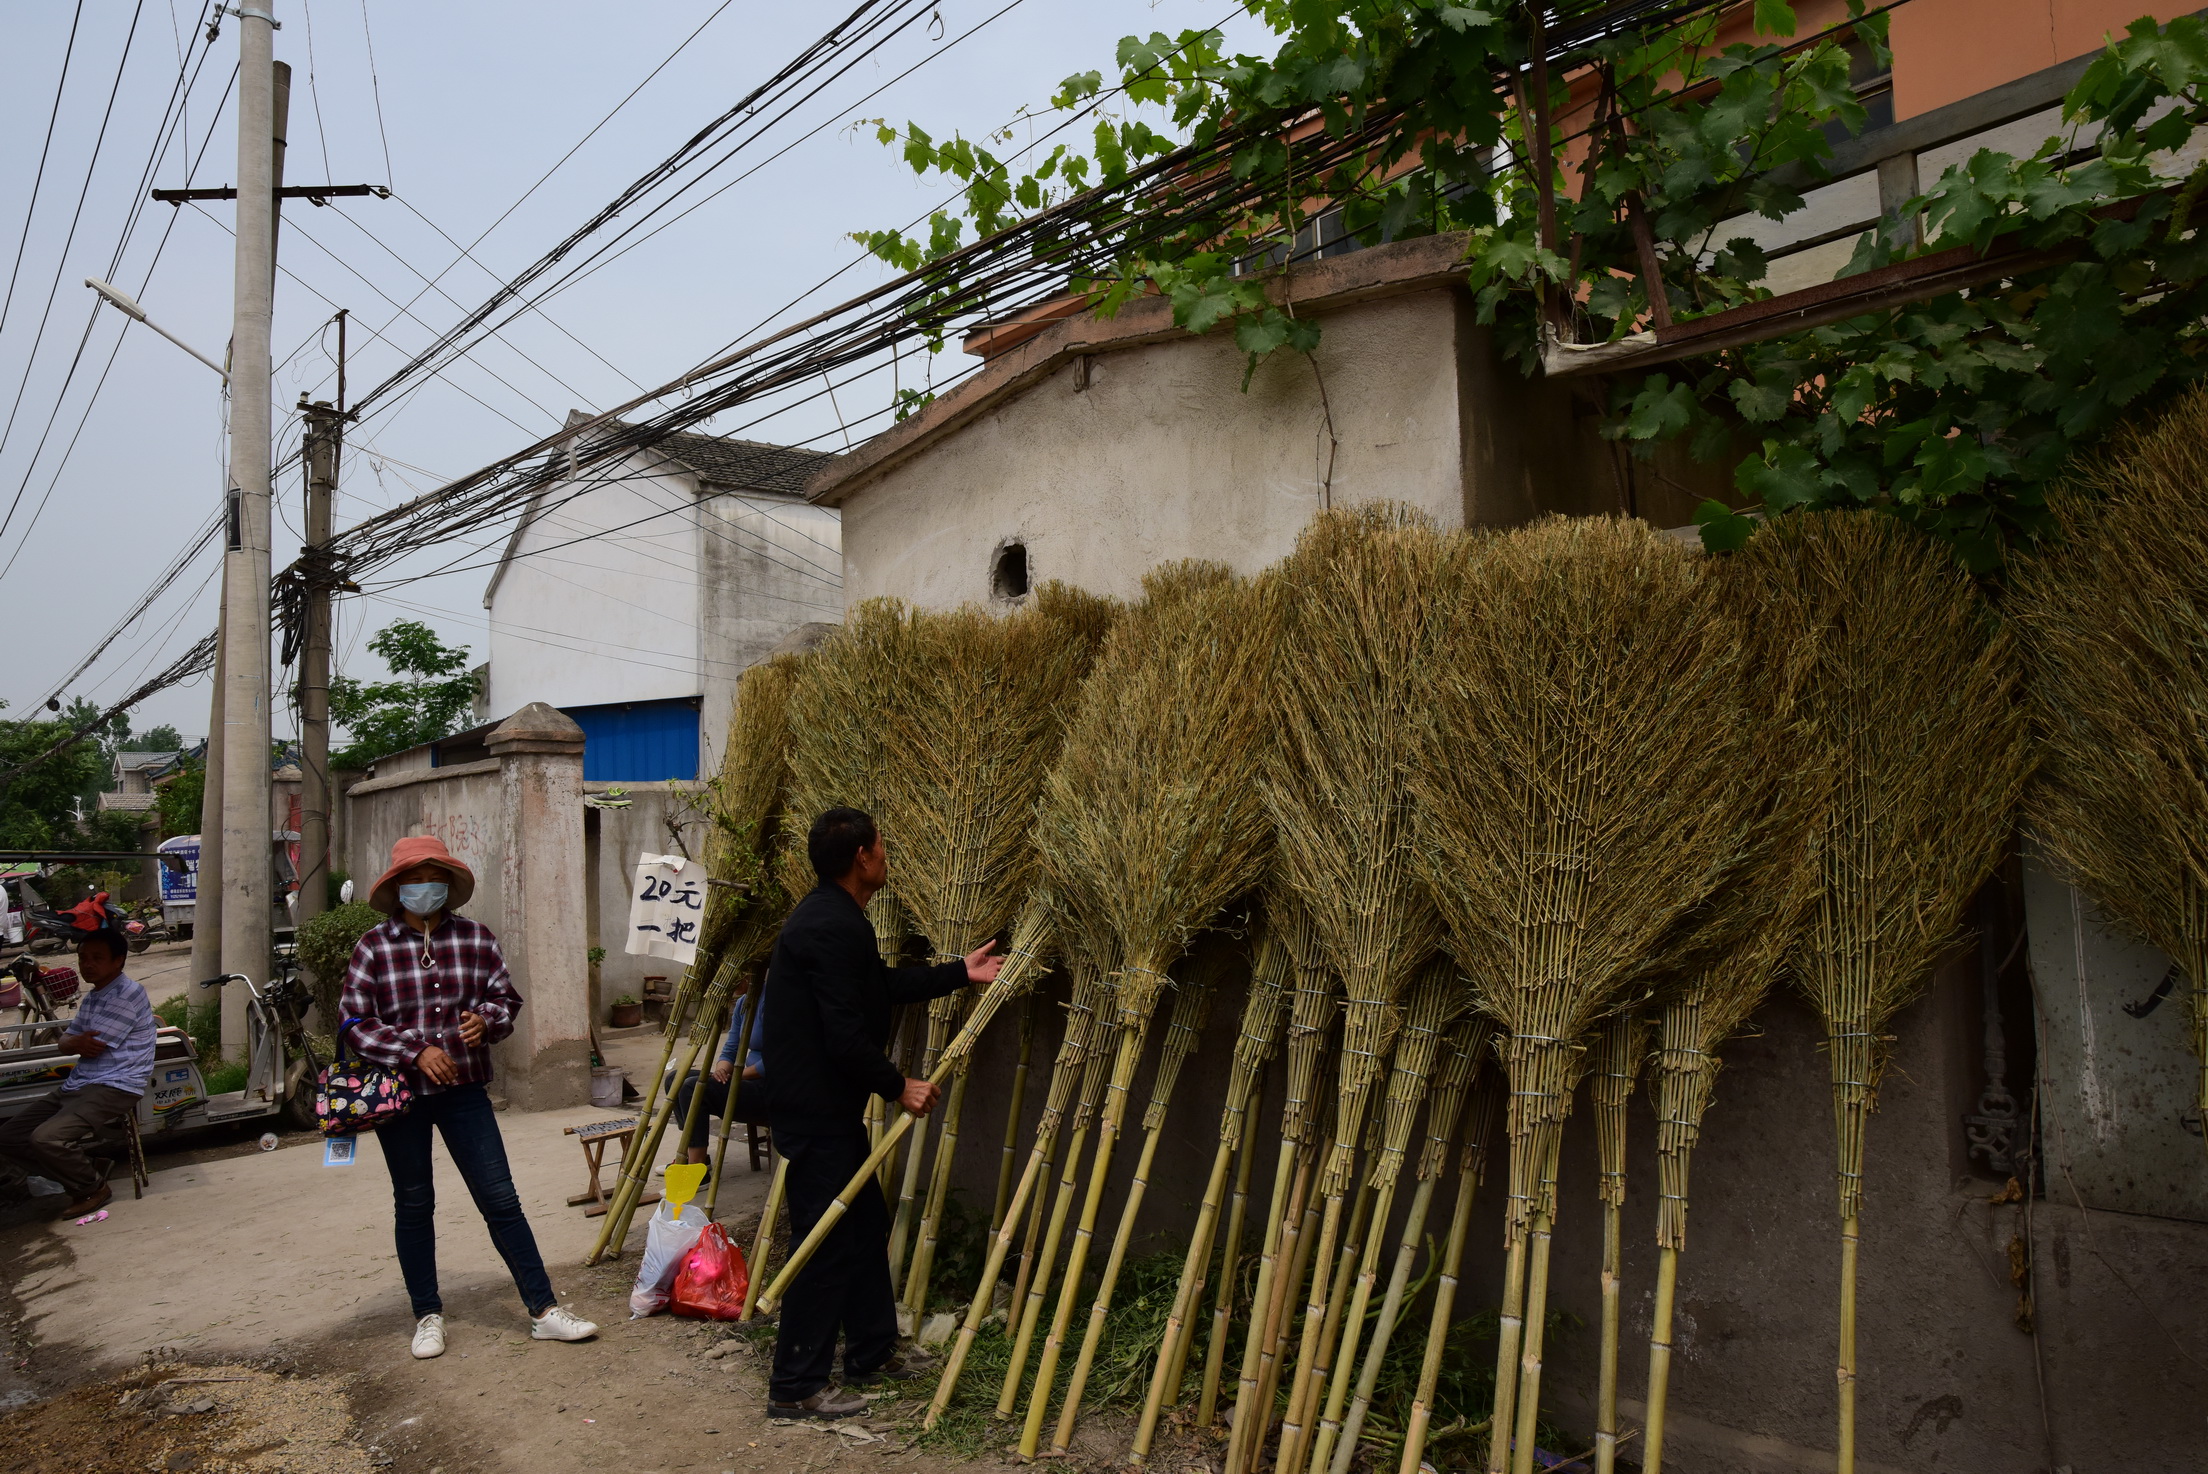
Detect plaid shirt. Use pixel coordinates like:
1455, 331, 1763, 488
340, 913, 522, 1093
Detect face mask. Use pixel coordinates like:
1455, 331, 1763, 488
398, 881, 449, 916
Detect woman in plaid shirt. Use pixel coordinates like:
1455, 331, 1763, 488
342, 836, 599, 1360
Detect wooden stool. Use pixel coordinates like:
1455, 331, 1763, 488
125, 1110, 148, 1200
565, 1116, 660, 1217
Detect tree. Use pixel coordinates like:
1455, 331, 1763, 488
858, 4, 2208, 567
123, 723, 184, 752
156, 759, 205, 839
329, 620, 480, 770
0, 699, 127, 850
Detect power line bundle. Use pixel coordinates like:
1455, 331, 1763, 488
2010, 384, 2208, 1166
1736, 511, 2027, 1474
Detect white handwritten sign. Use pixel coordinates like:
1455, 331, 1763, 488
626, 852, 709, 964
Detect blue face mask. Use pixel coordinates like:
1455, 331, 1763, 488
397, 881, 449, 916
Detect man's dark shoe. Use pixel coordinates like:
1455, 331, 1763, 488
767, 1386, 869, 1420
62, 1182, 111, 1217
846, 1349, 935, 1386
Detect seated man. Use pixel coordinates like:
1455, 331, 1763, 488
673, 990, 766, 1169
0, 924, 154, 1216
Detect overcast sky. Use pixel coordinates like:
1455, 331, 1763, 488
0, 0, 1267, 744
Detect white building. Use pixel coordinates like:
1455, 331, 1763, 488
483, 417, 841, 778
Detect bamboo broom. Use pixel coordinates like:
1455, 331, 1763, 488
1407, 516, 1763, 1474
586, 654, 802, 1265
1264, 508, 1448, 1474
1738, 510, 2027, 1474
869, 596, 1102, 1311
1589, 1011, 1652, 1474
997, 956, 1121, 1417
1051, 959, 1223, 1451
1226, 899, 1337, 1474
925, 935, 1112, 1428
1396, 1077, 1505, 1474
1011, 566, 1280, 1452
1307, 968, 1478, 1474
1335, 1013, 1494, 1474
2011, 388, 2208, 1161
1132, 920, 1296, 1463
1634, 571, 1823, 1473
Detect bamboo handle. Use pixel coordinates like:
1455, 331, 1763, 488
705, 973, 766, 1220
903, 1063, 971, 1316
1397, 1168, 1478, 1474
1196, 1121, 1259, 1429
1275, 1191, 1348, 1474
991, 997, 1036, 1233
1020, 1062, 1134, 1457
1837, 1214, 1859, 1474
1223, 1141, 1300, 1474
1509, 1200, 1559, 1474
924, 1132, 1056, 1429
1055, 1119, 1166, 1451
1483, 1232, 1530, 1474
739, 1152, 788, 1321
752, 1088, 933, 1316
1596, 1199, 1623, 1474
1643, 1245, 1679, 1472
582, 1013, 720, 1267
1245, 1162, 1323, 1474
1132, 1137, 1235, 1463
1328, 1175, 1434, 1474
1307, 1179, 1399, 1474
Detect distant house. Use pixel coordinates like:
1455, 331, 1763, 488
482, 414, 841, 781
96, 749, 183, 816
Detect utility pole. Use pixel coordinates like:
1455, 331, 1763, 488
187, 608, 225, 1016
218, 10, 282, 1049
295, 310, 348, 983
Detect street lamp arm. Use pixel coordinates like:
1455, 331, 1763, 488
84, 278, 230, 384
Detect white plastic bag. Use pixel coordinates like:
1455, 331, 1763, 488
629, 1199, 709, 1318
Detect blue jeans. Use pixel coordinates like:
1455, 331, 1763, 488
374, 1082, 556, 1319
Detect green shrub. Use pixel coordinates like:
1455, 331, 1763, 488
295, 901, 382, 1027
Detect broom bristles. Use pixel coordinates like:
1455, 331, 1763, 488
2012, 387, 2208, 1150
1740, 510, 2029, 1219
1266, 507, 1447, 1193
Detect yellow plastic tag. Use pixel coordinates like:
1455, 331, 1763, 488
663, 1162, 707, 1215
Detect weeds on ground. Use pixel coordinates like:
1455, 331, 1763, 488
916, 1232, 1578, 1469
151, 996, 247, 1094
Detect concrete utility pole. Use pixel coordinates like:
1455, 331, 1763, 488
296, 367, 343, 956
217, 9, 283, 1048
187, 608, 225, 1015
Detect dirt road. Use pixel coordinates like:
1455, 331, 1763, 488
0, 1043, 1051, 1474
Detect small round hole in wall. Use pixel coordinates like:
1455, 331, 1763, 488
991, 540, 1030, 601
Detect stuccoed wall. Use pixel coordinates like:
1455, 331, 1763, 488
696, 492, 843, 769
832, 288, 1470, 611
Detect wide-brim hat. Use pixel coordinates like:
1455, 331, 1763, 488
369, 835, 476, 915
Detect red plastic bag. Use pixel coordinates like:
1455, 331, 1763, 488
671, 1222, 750, 1320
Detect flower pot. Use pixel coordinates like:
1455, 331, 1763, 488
609, 1002, 643, 1028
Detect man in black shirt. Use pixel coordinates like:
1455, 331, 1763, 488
761, 806, 1001, 1420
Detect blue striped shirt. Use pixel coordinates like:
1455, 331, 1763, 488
66, 972, 156, 1096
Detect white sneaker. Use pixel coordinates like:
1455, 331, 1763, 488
411, 1313, 446, 1359
530, 1304, 599, 1342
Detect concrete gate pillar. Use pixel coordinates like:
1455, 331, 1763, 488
487, 702, 589, 1109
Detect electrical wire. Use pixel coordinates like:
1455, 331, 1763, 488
0, 1, 87, 350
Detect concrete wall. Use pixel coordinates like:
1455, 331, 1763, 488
485, 451, 703, 715
695, 492, 842, 768
341, 705, 590, 1109
835, 289, 1472, 610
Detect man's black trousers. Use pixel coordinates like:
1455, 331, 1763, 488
771, 1127, 897, 1402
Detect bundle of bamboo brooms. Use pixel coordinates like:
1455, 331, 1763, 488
596, 503, 2051, 1474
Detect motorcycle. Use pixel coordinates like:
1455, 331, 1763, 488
3, 953, 81, 1021
121, 900, 174, 954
